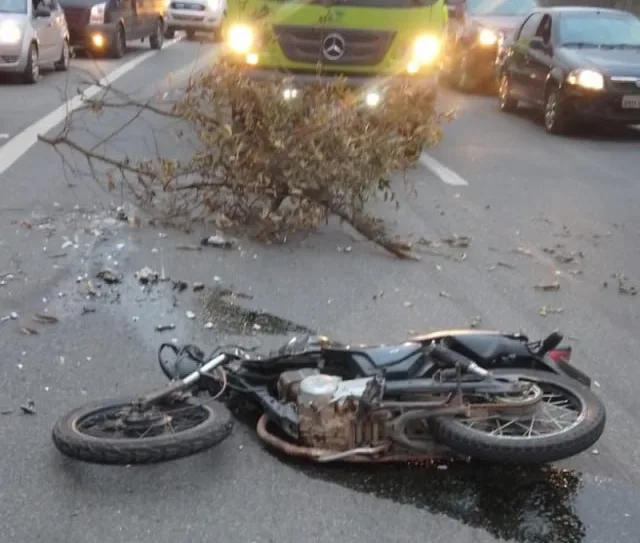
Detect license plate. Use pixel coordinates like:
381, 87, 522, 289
621, 95, 640, 109
174, 14, 202, 20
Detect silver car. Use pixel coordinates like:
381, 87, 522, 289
164, 0, 226, 41
0, 0, 70, 83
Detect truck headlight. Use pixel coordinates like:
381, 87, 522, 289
478, 28, 498, 46
412, 34, 440, 64
227, 24, 254, 53
0, 21, 22, 45
566, 69, 604, 91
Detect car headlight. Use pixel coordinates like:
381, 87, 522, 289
566, 69, 604, 91
89, 2, 106, 24
478, 28, 498, 46
0, 21, 22, 45
412, 34, 440, 64
227, 24, 254, 53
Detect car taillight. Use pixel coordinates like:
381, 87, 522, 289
548, 346, 572, 363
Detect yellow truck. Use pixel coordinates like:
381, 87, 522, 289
222, 0, 449, 102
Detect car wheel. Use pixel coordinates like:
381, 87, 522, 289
110, 24, 126, 59
498, 73, 518, 112
22, 42, 39, 84
149, 18, 164, 49
544, 85, 570, 135
164, 28, 175, 39
54, 39, 70, 71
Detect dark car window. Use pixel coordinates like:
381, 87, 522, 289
535, 14, 552, 43
516, 12, 543, 41
558, 12, 640, 47
466, 0, 537, 16
0, 0, 27, 12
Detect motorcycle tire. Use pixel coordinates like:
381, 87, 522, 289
52, 396, 233, 465
429, 368, 606, 464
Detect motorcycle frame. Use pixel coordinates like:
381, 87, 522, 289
141, 345, 547, 443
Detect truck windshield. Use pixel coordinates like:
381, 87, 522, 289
465, 0, 536, 16
0, 0, 27, 13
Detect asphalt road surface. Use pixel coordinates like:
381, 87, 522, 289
1, 37, 640, 543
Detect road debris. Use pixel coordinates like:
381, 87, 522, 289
20, 400, 36, 415
155, 324, 176, 332
201, 233, 234, 249
403, 301, 413, 308
336, 245, 352, 253
32, 313, 58, 324
512, 247, 533, 257
470, 316, 482, 328
96, 269, 121, 284
193, 282, 205, 292
556, 252, 583, 264
534, 282, 560, 292
439, 291, 451, 299
441, 234, 471, 248
186, 310, 196, 319
614, 274, 638, 296
135, 266, 159, 285
539, 306, 564, 317
172, 279, 188, 292
176, 244, 202, 251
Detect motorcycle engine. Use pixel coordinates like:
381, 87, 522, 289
277, 369, 386, 450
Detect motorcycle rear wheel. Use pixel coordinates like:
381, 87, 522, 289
52, 396, 233, 465
429, 369, 606, 464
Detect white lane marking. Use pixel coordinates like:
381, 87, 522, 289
419, 152, 469, 186
0, 38, 181, 178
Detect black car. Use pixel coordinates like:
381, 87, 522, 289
497, 6, 640, 134
442, 0, 541, 92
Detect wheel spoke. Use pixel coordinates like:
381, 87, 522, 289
458, 380, 583, 440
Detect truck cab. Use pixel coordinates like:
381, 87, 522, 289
222, 0, 448, 100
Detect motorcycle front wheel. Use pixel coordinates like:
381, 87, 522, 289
429, 368, 606, 464
52, 396, 233, 465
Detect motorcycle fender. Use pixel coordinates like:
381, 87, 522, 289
536, 356, 592, 388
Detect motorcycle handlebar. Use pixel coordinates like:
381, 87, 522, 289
429, 344, 490, 378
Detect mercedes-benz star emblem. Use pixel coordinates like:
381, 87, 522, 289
322, 33, 346, 61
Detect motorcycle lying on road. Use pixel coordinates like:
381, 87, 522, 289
52, 329, 606, 466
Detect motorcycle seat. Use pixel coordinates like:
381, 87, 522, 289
349, 342, 425, 379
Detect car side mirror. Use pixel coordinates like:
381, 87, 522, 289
35, 5, 51, 16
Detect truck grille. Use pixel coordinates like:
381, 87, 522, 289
170, 2, 206, 10
273, 26, 395, 66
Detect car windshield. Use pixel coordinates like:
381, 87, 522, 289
465, 0, 536, 16
0, 0, 27, 13
559, 13, 640, 47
